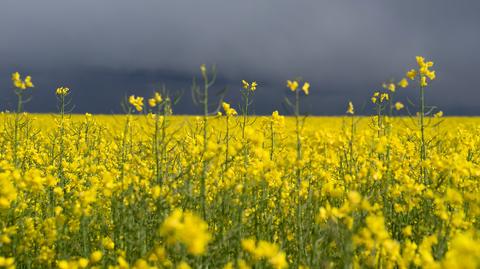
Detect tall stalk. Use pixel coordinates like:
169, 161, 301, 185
419, 85, 426, 161
12, 92, 23, 167
11, 72, 34, 166
294, 88, 303, 265
286, 79, 310, 266
56, 87, 70, 185
419, 84, 426, 181
191, 64, 222, 219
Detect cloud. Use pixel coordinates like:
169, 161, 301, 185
1, 0, 480, 114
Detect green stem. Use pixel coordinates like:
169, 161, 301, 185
201, 74, 209, 219
13, 92, 23, 166
420, 85, 426, 181
295, 88, 303, 265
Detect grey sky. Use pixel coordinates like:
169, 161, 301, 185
1, 0, 479, 114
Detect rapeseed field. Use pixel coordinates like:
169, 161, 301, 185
0, 57, 479, 268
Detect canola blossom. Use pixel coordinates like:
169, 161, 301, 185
0, 58, 479, 268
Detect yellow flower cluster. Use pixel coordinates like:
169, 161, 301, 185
221, 102, 238, 116
346, 101, 354, 115
241, 238, 287, 269
2, 57, 480, 268
271, 110, 285, 126
55, 87, 70, 96
0, 112, 478, 268
407, 56, 436, 87
286, 80, 310, 95
11, 72, 34, 90
398, 78, 409, 88
371, 91, 389, 104
242, 80, 257, 91
129, 95, 144, 112
0, 257, 14, 269
0, 172, 17, 209
148, 92, 163, 108
159, 209, 211, 256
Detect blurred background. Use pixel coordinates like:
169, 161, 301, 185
1, 0, 479, 115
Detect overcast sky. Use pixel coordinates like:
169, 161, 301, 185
1, 0, 479, 115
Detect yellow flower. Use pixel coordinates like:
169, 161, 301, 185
0, 257, 14, 268
177, 261, 192, 269
406, 69, 417, 80
11, 72, 20, 82
380, 93, 389, 102
78, 258, 89, 268
251, 81, 258, 91
222, 102, 237, 116
102, 237, 115, 250
434, 111, 443, 118
346, 101, 354, 115
241, 238, 256, 253
411, 56, 436, 87
241, 238, 288, 268
442, 231, 480, 269
11, 72, 34, 90
238, 259, 251, 269
394, 102, 404, 111
149, 92, 163, 108
0, 174, 17, 209
242, 80, 257, 91
269, 252, 288, 269
129, 95, 144, 112
420, 76, 428, 87
154, 92, 162, 102
242, 80, 249, 90
383, 83, 395, 92
90, 251, 103, 263
117, 257, 129, 268
159, 209, 211, 256
348, 191, 362, 205
200, 64, 207, 76
56, 87, 70, 96
24, 76, 34, 87
287, 80, 298, 91
302, 82, 310, 95
223, 262, 234, 269
398, 78, 409, 88
416, 56, 426, 67
15, 81, 26, 90
426, 70, 436, 80
402, 225, 413, 237
148, 98, 157, 107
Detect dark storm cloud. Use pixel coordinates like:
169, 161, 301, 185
1, 0, 480, 114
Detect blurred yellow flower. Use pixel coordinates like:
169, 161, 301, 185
11, 72, 34, 90
56, 87, 70, 96
398, 78, 409, 88
251, 81, 258, 91
302, 82, 310, 95
159, 209, 211, 256
242, 80, 257, 91
406, 69, 417, 80
242, 80, 250, 90
394, 102, 404, 110
420, 76, 428, 87
129, 95, 144, 112
222, 102, 238, 116
90, 250, 103, 263
287, 80, 298, 91
346, 101, 354, 115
